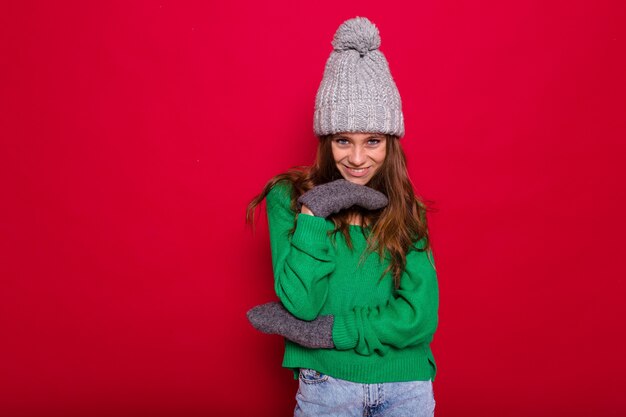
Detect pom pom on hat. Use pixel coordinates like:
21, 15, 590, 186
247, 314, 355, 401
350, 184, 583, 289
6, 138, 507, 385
331, 16, 381, 56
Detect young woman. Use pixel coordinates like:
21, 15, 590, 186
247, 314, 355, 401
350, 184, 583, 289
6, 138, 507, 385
245, 16, 439, 417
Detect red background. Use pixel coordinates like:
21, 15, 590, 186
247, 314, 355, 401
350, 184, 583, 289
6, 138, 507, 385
1, 1, 625, 416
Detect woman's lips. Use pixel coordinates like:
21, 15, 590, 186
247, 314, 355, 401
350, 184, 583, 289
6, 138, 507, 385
344, 165, 370, 177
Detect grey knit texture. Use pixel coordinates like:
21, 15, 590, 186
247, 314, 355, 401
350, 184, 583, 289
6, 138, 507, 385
297, 179, 388, 218
313, 16, 405, 138
246, 301, 335, 349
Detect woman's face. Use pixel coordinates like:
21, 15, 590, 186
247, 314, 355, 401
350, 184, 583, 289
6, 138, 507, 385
330, 132, 387, 185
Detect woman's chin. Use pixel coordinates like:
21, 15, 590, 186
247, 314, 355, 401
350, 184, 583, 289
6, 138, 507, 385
342, 177, 369, 186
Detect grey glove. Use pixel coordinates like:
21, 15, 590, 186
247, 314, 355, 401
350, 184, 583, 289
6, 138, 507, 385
297, 179, 388, 218
246, 301, 335, 349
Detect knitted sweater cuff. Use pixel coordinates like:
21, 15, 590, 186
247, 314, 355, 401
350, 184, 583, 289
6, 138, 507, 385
332, 313, 358, 350
291, 213, 331, 246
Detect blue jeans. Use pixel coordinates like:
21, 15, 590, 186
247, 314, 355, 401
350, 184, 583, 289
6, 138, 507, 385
294, 368, 436, 417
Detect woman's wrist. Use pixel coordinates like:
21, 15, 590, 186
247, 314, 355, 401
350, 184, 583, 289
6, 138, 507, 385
301, 204, 314, 216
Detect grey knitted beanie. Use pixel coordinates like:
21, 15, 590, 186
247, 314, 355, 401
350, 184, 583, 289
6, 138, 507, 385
313, 16, 405, 138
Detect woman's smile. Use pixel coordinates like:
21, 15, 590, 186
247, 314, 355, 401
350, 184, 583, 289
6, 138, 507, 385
344, 165, 371, 177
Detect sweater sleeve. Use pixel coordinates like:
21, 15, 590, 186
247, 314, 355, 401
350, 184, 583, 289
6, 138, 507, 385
266, 182, 336, 321
331, 238, 439, 356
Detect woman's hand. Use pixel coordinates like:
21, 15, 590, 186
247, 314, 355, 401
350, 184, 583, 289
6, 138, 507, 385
246, 301, 335, 349
297, 179, 388, 218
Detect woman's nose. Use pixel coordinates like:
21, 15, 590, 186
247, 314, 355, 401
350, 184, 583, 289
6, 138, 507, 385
348, 147, 365, 165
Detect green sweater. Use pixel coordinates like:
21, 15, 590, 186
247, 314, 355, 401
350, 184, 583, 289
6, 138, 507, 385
266, 181, 439, 383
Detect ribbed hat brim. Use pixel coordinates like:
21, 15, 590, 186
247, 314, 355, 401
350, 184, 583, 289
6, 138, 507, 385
314, 102, 404, 138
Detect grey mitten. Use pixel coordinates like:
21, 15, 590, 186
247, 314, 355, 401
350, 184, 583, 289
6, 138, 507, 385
297, 179, 388, 218
246, 301, 335, 349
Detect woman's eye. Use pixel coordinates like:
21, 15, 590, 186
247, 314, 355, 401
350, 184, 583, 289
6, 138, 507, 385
335, 139, 349, 145
368, 139, 381, 145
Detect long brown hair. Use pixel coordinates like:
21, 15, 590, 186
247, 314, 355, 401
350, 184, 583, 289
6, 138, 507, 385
245, 134, 436, 289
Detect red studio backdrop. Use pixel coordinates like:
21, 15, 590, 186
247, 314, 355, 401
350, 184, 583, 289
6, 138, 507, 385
1, 1, 625, 416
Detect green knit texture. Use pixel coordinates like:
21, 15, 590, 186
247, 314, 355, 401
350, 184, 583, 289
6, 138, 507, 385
266, 181, 439, 383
